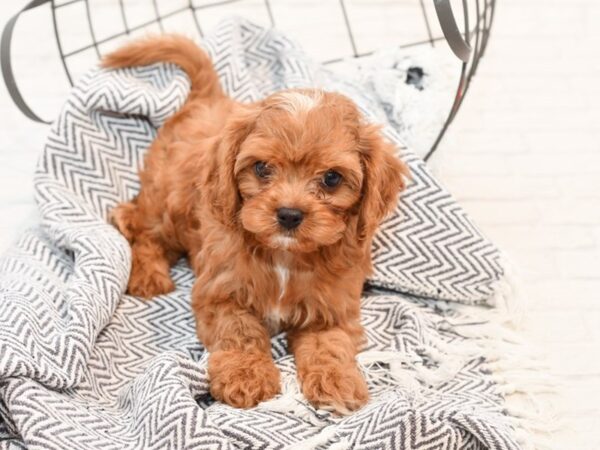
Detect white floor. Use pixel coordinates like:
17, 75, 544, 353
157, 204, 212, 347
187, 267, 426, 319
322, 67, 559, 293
1, 0, 599, 448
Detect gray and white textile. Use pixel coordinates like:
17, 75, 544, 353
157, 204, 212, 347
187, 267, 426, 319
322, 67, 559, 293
0, 18, 521, 450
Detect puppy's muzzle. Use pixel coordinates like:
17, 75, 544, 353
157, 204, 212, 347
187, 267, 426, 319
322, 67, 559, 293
277, 208, 304, 230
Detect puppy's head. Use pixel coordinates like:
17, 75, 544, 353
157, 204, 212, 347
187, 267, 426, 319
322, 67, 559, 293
210, 89, 408, 253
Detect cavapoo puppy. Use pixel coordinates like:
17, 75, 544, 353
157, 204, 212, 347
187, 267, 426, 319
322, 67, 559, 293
103, 35, 408, 414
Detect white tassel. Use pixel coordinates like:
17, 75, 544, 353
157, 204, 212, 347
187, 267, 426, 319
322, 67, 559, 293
508, 377, 557, 392
448, 321, 526, 344
483, 357, 550, 373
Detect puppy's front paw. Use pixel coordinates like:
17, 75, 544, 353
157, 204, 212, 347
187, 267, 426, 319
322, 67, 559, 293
209, 350, 281, 408
300, 362, 369, 415
127, 262, 175, 299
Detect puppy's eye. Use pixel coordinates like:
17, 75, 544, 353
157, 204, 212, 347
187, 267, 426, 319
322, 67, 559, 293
322, 170, 343, 188
254, 161, 272, 179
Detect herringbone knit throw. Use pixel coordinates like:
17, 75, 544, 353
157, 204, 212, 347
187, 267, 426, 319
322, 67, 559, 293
0, 18, 530, 450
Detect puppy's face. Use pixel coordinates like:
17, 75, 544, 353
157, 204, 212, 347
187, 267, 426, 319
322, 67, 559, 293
213, 89, 407, 253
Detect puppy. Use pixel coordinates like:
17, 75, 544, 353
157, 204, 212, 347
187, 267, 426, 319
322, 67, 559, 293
103, 35, 408, 414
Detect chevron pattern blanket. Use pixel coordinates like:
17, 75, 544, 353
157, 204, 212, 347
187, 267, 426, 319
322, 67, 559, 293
0, 18, 526, 450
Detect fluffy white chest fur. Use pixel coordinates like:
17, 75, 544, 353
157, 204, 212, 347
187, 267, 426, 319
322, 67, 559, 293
266, 263, 289, 334
274, 264, 289, 301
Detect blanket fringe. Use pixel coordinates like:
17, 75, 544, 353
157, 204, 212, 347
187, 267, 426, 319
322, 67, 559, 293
358, 254, 560, 450
455, 253, 561, 450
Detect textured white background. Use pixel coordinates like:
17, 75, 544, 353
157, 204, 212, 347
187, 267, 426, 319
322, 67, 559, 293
1, 1, 599, 448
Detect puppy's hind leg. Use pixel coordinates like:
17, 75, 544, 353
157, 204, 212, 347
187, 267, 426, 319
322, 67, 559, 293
111, 200, 175, 299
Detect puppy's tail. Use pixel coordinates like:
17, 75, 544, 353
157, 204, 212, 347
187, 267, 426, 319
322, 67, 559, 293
101, 34, 223, 100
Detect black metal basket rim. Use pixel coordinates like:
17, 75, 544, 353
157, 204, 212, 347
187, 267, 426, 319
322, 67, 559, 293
1, 0, 495, 161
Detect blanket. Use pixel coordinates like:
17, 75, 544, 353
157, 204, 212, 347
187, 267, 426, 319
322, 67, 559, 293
0, 18, 534, 450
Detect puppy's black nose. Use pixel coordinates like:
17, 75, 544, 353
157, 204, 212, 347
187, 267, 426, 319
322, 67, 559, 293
277, 208, 304, 230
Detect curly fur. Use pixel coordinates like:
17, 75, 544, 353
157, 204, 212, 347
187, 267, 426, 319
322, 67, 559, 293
103, 35, 409, 413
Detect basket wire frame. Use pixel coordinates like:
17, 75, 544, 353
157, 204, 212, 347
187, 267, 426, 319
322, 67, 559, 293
2, 0, 495, 161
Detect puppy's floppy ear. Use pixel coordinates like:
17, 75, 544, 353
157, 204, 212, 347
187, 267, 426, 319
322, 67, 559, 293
356, 124, 409, 241
209, 104, 260, 228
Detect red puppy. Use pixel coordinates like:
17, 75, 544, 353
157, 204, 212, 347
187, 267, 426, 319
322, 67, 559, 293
103, 35, 408, 414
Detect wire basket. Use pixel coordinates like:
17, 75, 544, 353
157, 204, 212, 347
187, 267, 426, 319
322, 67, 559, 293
1, 0, 495, 161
